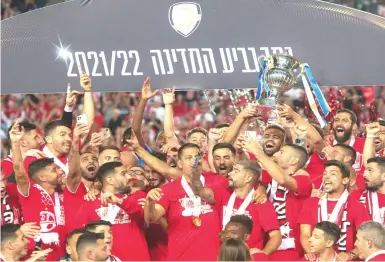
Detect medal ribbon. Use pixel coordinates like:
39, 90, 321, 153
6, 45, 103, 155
319, 190, 349, 224
222, 189, 255, 230
181, 175, 205, 217
369, 191, 383, 224
43, 146, 69, 176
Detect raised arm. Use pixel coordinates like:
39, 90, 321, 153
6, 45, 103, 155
127, 138, 182, 179
242, 138, 299, 193
162, 88, 179, 145
66, 123, 89, 192
277, 104, 325, 152
363, 122, 380, 166
61, 83, 82, 127
10, 121, 30, 196
191, 158, 216, 204
132, 77, 158, 148
207, 128, 224, 173
222, 103, 259, 144
80, 73, 95, 127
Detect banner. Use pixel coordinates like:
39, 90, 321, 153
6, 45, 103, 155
1, 0, 385, 94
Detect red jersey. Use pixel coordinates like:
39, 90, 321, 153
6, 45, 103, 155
24, 146, 68, 176
219, 189, 280, 250
1, 193, 22, 225
63, 182, 88, 234
298, 196, 370, 252
305, 153, 326, 189
146, 223, 168, 261
77, 191, 150, 261
1, 156, 13, 178
366, 251, 385, 261
350, 189, 385, 225
156, 176, 222, 261
18, 183, 66, 261
268, 175, 312, 257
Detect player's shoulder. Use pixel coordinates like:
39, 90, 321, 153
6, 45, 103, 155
349, 188, 365, 200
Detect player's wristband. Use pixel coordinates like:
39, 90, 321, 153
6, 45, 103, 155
366, 135, 377, 139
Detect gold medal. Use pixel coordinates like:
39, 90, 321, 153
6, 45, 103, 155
192, 216, 201, 227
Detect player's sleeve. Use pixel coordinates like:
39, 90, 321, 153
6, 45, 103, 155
297, 198, 315, 225
260, 170, 272, 188
258, 201, 280, 232
1, 160, 13, 178
293, 175, 312, 197
350, 199, 371, 227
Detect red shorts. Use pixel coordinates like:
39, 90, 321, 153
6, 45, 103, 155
269, 250, 300, 261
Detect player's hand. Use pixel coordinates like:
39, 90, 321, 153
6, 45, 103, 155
141, 77, 158, 100
90, 132, 103, 148
26, 248, 53, 262
208, 128, 224, 142
9, 119, 25, 143
84, 187, 100, 201
138, 198, 146, 209
162, 87, 175, 105
80, 72, 92, 91
366, 122, 380, 136
66, 83, 82, 107
252, 185, 267, 204
101, 192, 123, 205
146, 188, 163, 201
304, 252, 317, 262
20, 222, 40, 238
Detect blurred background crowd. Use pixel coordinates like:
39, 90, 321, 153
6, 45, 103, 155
1, 0, 385, 158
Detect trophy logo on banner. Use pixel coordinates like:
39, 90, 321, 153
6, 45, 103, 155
256, 53, 330, 127
169, 2, 202, 37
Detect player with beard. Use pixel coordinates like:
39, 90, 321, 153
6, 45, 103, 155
331, 109, 365, 173
300, 222, 341, 262
85, 221, 121, 262
64, 149, 99, 234
77, 161, 150, 261
211, 143, 236, 178
242, 141, 312, 261
11, 120, 67, 261
128, 166, 148, 192
298, 160, 370, 262
221, 160, 281, 259
354, 221, 385, 262
350, 157, 385, 227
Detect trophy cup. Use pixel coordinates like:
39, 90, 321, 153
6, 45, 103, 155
256, 53, 301, 124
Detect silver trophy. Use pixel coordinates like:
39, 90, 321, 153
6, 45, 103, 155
257, 54, 301, 123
